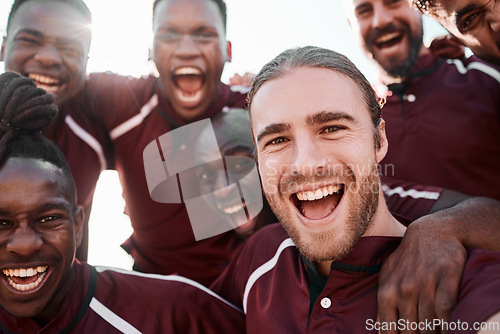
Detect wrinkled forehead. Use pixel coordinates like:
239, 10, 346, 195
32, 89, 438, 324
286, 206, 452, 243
9, 1, 92, 46
153, 0, 225, 31
0, 157, 75, 205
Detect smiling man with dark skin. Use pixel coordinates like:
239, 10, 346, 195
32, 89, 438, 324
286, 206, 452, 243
412, 0, 500, 66
0, 0, 113, 262
0, 71, 245, 334
1, 0, 247, 286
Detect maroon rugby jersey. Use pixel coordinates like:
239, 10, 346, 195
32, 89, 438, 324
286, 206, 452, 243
381, 54, 500, 200
83, 72, 448, 286
0, 260, 244, 333
51, 87, 114, 261
212, 223, 500, 333
86, 73, 247, 286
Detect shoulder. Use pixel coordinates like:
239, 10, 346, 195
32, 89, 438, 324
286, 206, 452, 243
442, 55, 500, 84
211, 223, 298, 309
91, 266, 245, 333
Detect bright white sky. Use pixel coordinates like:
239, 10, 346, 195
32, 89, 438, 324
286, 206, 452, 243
0, 0, 447, 269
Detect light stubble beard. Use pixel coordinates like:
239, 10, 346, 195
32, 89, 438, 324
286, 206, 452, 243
263, 163, 381, 263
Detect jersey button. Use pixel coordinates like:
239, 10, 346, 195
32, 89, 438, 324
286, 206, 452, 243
406, 94, 416, 102
320, 297, 332, 309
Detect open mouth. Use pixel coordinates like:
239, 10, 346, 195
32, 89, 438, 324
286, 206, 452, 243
292, 184, 345, 220
374, 31, 404, 50
2, 266, 49, 293
28, 73, 62, 95
172, 67, 205, 103
218, 202, 245, 215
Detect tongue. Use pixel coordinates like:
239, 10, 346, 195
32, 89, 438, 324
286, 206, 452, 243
300, 193, 341, 220
9, 273, 41, 285
175, 75, 203, 95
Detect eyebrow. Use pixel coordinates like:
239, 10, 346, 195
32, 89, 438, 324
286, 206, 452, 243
14, 28, 44, 38
0, 201, 71, 218
15, 28, 83, 47
37, 201, 72, 214
305, 110, 360, 126
455, 3, 481, 24
256, 123, 292, 143
256, 111, 359, 143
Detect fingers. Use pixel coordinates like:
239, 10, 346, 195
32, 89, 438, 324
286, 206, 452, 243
377, 222, 467, 334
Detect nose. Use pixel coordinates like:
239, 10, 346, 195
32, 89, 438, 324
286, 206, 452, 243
6, 225, 43, 257
372, 5, 393, 29
174, 34, 200, 58
487, 3, 500, 33
34, 44, 63, 67
290, 137, 328, 178
212, 170, 233, 198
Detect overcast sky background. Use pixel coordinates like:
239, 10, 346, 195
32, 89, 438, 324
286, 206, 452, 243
0, 0, 447, 269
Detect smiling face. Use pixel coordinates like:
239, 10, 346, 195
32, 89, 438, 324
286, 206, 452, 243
345, 0, 424, 79
1, 1, 91, 106
421, 0, 500, 65
152, 0, 231, 120
0, 157, 83, 324
251, 66, 390, 263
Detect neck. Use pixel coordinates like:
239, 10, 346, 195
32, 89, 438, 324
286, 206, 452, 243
315, 190, 406, 276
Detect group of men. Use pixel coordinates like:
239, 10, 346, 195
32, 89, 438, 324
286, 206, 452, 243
0, 0, 499, 332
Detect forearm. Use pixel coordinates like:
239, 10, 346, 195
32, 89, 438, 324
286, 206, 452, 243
416, 196, 500, 251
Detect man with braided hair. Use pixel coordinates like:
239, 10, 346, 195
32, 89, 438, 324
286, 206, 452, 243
0, 71, 245, 333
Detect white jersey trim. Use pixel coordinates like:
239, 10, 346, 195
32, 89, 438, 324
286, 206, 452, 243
90, 297, 142, 334
447, 59, 500, 84
382, 184, 440, 200
65, 115, 106, 171
110, 94, 159, 140
243, 238, 295, 314
94, 266, 243, 313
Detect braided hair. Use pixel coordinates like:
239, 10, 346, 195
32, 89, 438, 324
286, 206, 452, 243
0, 71, 74, 187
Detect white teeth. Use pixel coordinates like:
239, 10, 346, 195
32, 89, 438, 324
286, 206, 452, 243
28, 73, 60, 85
375, 32, 401, 44
296, 185, 341, 201
223, 204, 243, 214
314, 189, 323, 200
174, 67, 202, 76
6, 271, 47, 292
3, 266, 48, 277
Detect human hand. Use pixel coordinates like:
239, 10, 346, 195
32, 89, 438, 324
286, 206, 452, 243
429, 35, 465, 60
229, 72, 255, 88
377, 217, 467, 334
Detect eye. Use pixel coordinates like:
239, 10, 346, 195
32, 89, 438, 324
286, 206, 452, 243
192, 31, 218, 42
38, 216, 60, 224
321, 125, 343, 133
459, 12, 481, 32
269, 137, 287, 145
157, 31, 181, 42
0, 220, 13, 227
15, 36, 39, 45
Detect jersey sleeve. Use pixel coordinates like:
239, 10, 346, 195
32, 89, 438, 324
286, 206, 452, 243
381, 176, 444, 221
447, 248, 500, 334
85, 72, 157, 131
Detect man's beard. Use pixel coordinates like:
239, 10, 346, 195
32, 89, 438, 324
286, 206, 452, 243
366, 22, 423, 80
263, 163, 380, 263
